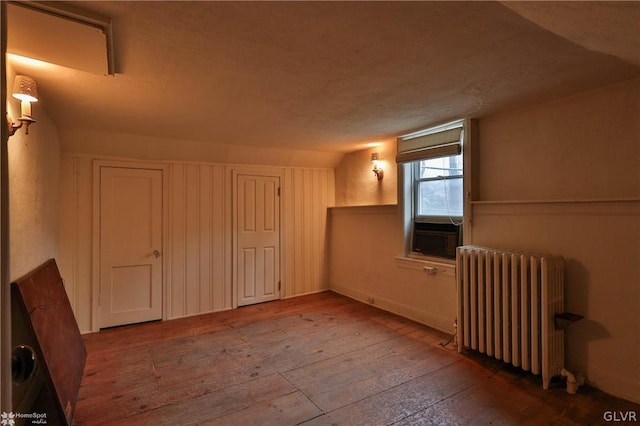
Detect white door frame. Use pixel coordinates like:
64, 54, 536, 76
231, 167, 285, 308
91, 160, 169, 332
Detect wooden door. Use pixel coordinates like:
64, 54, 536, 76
236, 174, 281, 306
99, 167, 163, 328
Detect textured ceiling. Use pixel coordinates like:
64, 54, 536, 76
7, 1, 640, 154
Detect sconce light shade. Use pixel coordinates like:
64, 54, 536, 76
371, 152, 384, 181
8, 75, 38, 136
12, 75, 39, 103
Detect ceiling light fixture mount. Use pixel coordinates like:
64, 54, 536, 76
8, 75, 39, 137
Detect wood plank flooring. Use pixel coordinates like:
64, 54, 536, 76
74, 291, 639, 425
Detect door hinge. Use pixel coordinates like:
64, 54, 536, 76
278, 281, 281, 291
277, 187, 281, 197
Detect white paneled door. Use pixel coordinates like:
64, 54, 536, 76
236, 174, 281, 306
99, 167, 163, 328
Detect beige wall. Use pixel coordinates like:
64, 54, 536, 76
6, 65, 61, 281
329, 205, 456, 333
473, 77, 640, 403
5, 61, 61, 410
328, 77, 640, 403
334, 141, 397, 206
477, 78, 639, 201
59, 153, 335, 333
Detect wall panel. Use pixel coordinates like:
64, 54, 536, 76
58, 156, 92, 333
167, 163, 231, 319
184, 164, 200, 315
59, 155, 333, 332
168, 163, 186, 318
282, 168, 334, 298
211, 165, 229, 311
198, 165, 211, 312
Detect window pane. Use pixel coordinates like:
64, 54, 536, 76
419, 154, 463, 179
417, 177, 463, 217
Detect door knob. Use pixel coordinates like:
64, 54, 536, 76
153, 250, 162, 259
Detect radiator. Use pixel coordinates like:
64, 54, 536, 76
456, 245, 565, 389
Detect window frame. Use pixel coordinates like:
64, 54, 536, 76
398, 119, 474, 262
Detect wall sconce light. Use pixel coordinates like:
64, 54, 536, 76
7, 75, 39, 137
371, 152, 384, 181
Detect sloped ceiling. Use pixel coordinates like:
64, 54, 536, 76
7, 1, 640, 154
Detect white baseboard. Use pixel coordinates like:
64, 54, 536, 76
330, 283, 454, 334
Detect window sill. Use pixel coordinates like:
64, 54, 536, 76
395, 256, 456, 278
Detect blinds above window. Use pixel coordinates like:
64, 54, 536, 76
396, 122, 463, 163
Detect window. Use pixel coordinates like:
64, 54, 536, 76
415, 154, 463, 220
397, 120, 467, 260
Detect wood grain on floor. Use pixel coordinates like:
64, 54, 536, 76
74, 291, 639, 425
